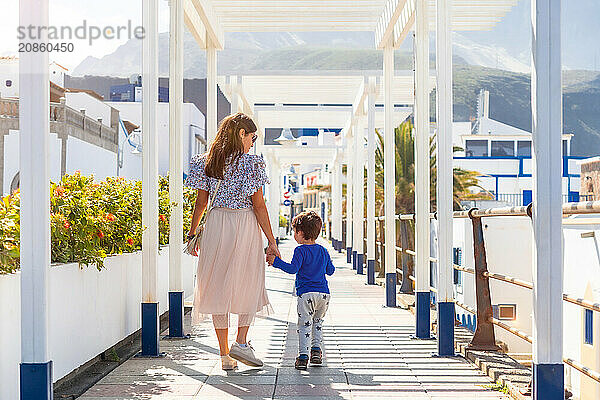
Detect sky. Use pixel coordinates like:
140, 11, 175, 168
0, 0, 171, 71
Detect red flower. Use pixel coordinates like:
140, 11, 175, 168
54, 186, 65, 197
63, 221, 70, 230
106, 213, 116, 222
159, 214, 166, 223
97, 230, 104, 239
127, 238, 134, 245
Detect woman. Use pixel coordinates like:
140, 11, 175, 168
185, 112, 279, 370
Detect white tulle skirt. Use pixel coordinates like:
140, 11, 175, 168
191, 207, 272, 329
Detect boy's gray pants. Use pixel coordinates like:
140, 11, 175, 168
297, 291, 330, 356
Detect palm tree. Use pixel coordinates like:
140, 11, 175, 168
374, 118, 490, 214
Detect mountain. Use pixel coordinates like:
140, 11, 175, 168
463, 0, 600, 71
451, 66, 600, 157
73, 31, 520, 77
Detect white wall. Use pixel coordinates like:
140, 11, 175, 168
106, 102, 205, 176
65, 136, 118, 180
65, 92, 112, 124
3, 129, 62, 194
0, 60, 19, 98
0, 247, 196, 400
454, 215, 600, 399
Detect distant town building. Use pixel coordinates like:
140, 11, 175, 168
453, 90, 582, 207
110, 74, 169, 103
578, 156, 600, 201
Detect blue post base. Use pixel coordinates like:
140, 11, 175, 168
385, 272, 396, 307
415, 291, 431, 339
533, 363, 564, 400
168, 291, 185, 338
346, 247, 352, 264
367, 260, 375, 284
20, 361, 53, 400
338, 242, 343, 253
437, 302, 455, 356
357, 253, 364, 274
141, 302, 160, 356
352, 251, 357, 270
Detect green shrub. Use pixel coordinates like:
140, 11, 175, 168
0, 173, 197, 274
0, 191, 20, 274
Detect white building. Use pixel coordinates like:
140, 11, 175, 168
0, 57, 68, 98
449, 214, 600, 399
105, 101, 206, 180
453, 90, 582, 207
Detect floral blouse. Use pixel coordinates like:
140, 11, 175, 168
185, 153, 270, 209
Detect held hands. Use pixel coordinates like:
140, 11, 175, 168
265, 242, 280, 266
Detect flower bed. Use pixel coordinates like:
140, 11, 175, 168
0, 173, 198, 273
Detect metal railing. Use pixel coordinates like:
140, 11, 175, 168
340, 200, 600, 386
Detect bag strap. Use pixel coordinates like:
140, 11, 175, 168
194, 179, 222, 235
206, 179, 222, 215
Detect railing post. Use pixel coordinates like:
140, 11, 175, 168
342, 219, 347, 255
467, 209, 501, 351
379, 218, 386, 278
399, 219, 413, 293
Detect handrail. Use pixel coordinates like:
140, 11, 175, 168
344, 201, 600, 391
368, 200, 600, 222
456, 301, 600, 384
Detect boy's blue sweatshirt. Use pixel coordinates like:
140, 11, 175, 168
273, 243, 335, 297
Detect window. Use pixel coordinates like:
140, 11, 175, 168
491, 141, 514, 157
493, 304, 516, 320
517, 141, 531, 157
465, 140, 488, 157
563, 140, 568, 156
585, 309, 593, 345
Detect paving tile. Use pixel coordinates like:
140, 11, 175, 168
81, 238, 508, 400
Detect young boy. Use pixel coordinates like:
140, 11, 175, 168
267, 211, 335, 370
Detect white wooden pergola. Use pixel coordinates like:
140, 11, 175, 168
20, 0, 565, 398
217, 72, 432, 236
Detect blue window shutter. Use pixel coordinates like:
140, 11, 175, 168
585, 309, 593, 345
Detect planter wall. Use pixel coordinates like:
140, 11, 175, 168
0, 247, 196, 400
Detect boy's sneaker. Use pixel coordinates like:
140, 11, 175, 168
295, 355, 309, 370
310, 347, 322, 364
229, 342, 263, 367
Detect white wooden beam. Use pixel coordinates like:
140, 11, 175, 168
366, 77, 377, 284
435, 0, 455, 357
169, 0, 184, 294
141, 0, 160, 355
383, 45, 397, 306
189, 0, 225, 49
414, 0, 431, 338
393, 0, 416, 47
206, 46, 218, 145
531, 0, 564, 396
184, 0, 207, 49
19, 0, 51, 368
375, 0, 408, 49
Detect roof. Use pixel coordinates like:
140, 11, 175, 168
66, 88, 105, 101
50, 61, 69, 71
185, 0, 518, 49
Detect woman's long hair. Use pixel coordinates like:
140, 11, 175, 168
205, 113, 257, 179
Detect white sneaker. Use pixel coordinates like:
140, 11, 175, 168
221, 354, 238, 370
229, 342, 263, 367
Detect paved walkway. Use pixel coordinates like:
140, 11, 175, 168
80, 238, 509, 399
